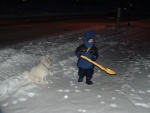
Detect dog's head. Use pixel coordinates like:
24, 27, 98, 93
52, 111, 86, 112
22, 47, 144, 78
41, 55, 51, 69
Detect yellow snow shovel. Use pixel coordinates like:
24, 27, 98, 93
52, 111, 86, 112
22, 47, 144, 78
81, 55, 116, 75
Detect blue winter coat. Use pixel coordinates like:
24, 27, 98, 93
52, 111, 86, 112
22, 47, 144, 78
75, 31, 99, 69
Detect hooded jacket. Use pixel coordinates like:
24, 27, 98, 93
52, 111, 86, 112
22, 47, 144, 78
75, 31, 98, 69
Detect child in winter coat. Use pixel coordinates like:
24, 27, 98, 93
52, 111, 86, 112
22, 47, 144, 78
75, 31, 99, 85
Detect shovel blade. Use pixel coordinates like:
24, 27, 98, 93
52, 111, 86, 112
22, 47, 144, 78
105, 68, 116, 75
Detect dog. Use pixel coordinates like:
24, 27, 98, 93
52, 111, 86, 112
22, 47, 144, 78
25, 55, 51, 84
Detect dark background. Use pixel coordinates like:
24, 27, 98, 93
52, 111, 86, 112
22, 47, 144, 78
0, 0, 149, 47
0, 0, 149, 20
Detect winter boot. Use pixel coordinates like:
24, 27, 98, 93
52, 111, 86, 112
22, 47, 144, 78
78, 77, 83, 82
86, 81, 93, 85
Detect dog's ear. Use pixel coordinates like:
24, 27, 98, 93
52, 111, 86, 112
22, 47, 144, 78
41, 56, 46, 63
45, 55, 49, 58
41, 55, 50, 63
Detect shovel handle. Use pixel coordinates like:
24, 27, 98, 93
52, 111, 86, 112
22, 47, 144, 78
81, 55, 116, 75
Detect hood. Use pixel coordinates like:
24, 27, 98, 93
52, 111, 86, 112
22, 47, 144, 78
84, 31, 96, 48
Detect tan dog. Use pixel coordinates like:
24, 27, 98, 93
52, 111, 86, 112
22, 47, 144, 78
26, 56, 51, 83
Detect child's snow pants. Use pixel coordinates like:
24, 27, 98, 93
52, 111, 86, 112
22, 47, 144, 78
78, 67, 94, 82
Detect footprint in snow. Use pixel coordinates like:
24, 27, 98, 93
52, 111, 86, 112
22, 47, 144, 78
27, 92, 35, 97
100, 101, 105, 104
75, 90, 81, 93
57, 89, 70, 93
70, 81, 75, 86
69, 66, 76, 70
112, 97, 116, 100
64, 71, 72, 75
64, 95, 68, 99
97, 95, 105, 104
70, 81, 78, 89
85, 89, 91, 92
2, 103, 8, 107
19, 98, 27, 102
110, 104, 118, 108
2, 92, 35, 107
78, 109, 86, 113
97, 95, 102, 98
75, 86, 78, 89
110, 49, 115, 51
147, 90, 150, 93
138, 90, 146, 94
131, 100, 150, 108
12, 100, 18, 104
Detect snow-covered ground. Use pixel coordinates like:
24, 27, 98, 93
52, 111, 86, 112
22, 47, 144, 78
0, 20, 150, 113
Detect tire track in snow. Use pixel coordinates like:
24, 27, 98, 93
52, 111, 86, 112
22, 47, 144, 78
96, 28, 125, 53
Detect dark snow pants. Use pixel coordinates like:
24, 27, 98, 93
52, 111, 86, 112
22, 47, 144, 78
78, 67, 94, 82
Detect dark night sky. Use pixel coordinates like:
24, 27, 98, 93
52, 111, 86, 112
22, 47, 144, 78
0, 0, 149, 19
0, 0, 149, 7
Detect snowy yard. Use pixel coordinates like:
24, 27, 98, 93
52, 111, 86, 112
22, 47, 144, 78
0, 19, 150, 113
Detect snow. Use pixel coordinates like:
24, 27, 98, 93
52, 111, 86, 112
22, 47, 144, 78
0, 20, 150, 113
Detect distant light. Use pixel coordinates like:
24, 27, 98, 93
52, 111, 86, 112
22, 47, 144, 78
22, 0, 28, 2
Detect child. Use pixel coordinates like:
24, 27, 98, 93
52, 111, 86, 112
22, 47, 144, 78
75, 31, 99, 85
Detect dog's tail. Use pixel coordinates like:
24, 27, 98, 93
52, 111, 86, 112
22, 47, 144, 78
22, 71, 29, 79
